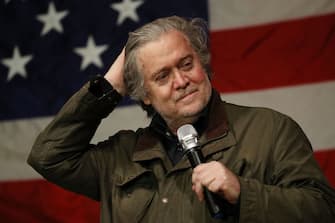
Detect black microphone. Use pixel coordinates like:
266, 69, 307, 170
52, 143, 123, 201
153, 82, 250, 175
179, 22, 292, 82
177, 124, 224, 219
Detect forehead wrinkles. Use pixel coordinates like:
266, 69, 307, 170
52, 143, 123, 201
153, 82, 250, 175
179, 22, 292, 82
136, 31, 194, 77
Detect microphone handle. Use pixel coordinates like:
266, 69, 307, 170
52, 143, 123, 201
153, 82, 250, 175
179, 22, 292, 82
186, 149, 224, 219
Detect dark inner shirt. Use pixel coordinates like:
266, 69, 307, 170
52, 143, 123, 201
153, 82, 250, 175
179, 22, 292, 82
150, 98, 211, 166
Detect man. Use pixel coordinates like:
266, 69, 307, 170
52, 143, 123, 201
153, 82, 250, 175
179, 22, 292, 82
28, 16, 335, 222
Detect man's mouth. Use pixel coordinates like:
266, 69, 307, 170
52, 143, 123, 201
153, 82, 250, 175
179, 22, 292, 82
176, 88, 197, 102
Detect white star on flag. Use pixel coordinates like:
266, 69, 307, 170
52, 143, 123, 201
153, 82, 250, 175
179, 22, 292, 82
111, 0, 144, 25
74, 36, 108, 70
1, 46, 33, 82
36, 2, 69, 36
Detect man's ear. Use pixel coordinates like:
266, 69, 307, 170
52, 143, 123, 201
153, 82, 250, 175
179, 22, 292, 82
142, 96, 151, 105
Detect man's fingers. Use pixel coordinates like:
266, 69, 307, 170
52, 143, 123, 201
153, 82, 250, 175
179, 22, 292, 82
191, 161, 241, 204
192, 182, 204, 202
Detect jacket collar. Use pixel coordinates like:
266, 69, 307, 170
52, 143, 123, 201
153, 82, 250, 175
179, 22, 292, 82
132, 89, 237, 165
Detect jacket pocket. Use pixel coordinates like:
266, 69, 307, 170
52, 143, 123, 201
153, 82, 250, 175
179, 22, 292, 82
113, 171, 156, 222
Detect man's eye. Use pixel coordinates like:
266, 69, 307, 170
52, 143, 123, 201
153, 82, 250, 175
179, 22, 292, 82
155, 72, 169, 83
181, 61, 193, 70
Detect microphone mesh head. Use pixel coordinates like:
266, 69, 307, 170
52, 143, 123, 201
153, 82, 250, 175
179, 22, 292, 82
177, 124, 199, 150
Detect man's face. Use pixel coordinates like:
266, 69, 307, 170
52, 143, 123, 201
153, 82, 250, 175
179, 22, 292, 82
137, 30, 212, 130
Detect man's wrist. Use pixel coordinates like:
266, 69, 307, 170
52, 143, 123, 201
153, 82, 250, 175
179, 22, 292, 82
88, 75, 122, 103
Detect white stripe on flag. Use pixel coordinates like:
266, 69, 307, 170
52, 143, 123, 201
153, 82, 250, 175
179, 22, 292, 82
222, 80, 335, 150
1, 81, 334, 180
209, 0, 335, 30
0, 106, 149, 181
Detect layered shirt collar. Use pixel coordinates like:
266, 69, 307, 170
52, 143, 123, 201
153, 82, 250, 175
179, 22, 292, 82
149, 91, 211, 165
131, 89, 236, 172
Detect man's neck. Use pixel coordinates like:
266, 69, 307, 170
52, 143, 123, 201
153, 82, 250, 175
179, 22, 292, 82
165, 115, 201, 135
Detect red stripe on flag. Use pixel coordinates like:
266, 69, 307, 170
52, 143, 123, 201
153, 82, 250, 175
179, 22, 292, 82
314, 149, 335, 188
0, 149, 333, 222
0, 180, 99, 223
210, 13, 335, 93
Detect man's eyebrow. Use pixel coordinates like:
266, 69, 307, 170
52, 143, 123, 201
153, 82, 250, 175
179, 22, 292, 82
150, 54, 193, 78
179, 55, 193, 64
151, 67, 169, 79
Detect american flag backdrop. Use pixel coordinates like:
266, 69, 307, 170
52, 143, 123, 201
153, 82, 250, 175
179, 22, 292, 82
0, 0, 334, 222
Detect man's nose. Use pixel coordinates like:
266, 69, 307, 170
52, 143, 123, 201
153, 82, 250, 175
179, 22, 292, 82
173, 70, 189, 89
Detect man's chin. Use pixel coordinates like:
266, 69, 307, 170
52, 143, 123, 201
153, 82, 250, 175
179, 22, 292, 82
180, 108, 203, 120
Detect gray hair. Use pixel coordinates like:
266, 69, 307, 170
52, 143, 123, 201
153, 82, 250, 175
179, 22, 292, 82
123, 16, 211, 115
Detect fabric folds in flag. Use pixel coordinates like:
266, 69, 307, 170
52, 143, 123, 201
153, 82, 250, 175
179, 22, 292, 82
0, 0, 334, 222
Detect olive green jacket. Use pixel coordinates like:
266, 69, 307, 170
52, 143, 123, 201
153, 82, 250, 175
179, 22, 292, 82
28, 83, 335, 223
